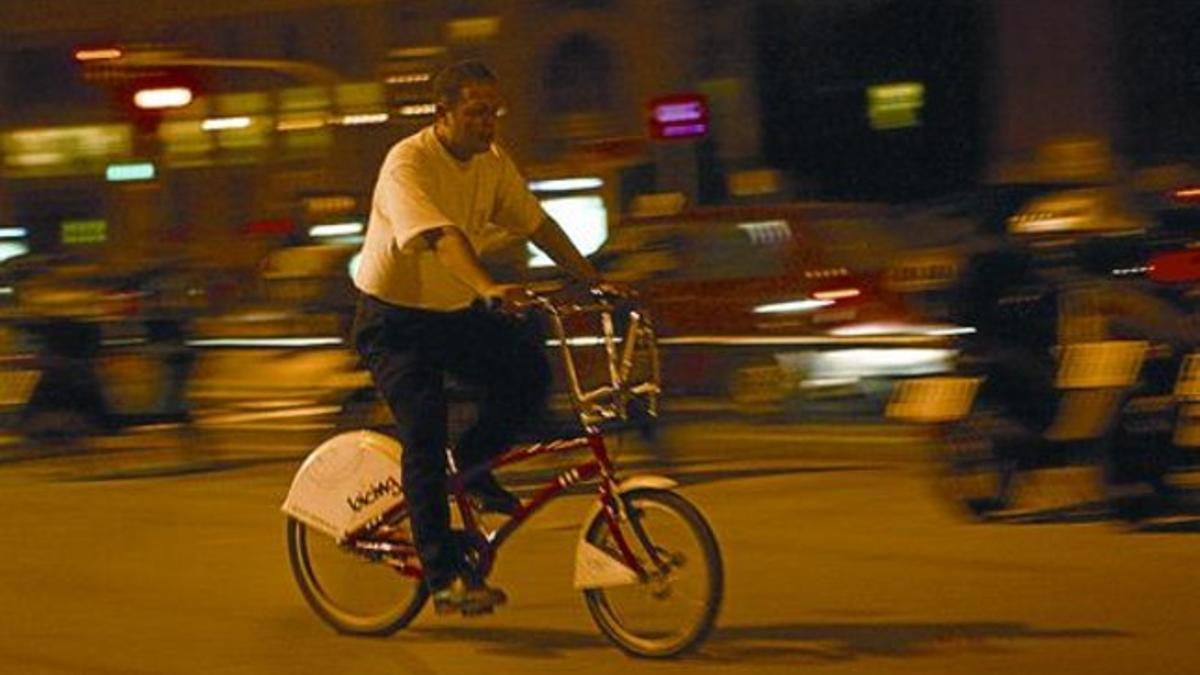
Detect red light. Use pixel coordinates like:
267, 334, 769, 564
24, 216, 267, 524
1148, 249, 1200, 283
1171, 187, 1200, 205
243, 218, 295, 237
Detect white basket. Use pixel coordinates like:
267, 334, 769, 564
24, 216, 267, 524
0, 369, 40, 407
886, 377, 981, 423
1054, 340, 1147, 389
1174, 353, 1200, 399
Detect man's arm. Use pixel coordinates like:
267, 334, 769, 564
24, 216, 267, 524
422, 226, 510, 300
529, 216, 601, 284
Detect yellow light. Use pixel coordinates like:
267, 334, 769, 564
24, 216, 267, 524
867, 81, 924, 130
277, 117, 327, 131
336, 113, 389, 126
75, 48, 122, 62
133, 87, 193, 110
386, 73, 431, 84
447, 16, 500, 40
813, 288, 862, 301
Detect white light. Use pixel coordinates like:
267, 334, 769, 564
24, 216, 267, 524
830, 322, 976, 337
737, 220, 791, 246
926, 326, 977, 336
0, 242, 27, 263
528, 196, 608, 268
337, 113, 389, 126
398, 103, 437, 117
0, 228, 27, 238
808, 348, 955, 378
133, 87, 193, 110
201, 116, 252, 131
753, 299, 834, 314
529, 177, 604, 192
309, 222, 364, 238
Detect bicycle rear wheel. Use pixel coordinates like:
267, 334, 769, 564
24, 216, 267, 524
581, 488, 722, 658
286, 517, 427, 635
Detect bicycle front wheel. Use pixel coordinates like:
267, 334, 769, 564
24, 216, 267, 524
286, 517, 427, 636
581, 488, 723, 658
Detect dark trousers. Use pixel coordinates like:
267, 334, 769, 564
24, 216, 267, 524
351, 293, 551, 590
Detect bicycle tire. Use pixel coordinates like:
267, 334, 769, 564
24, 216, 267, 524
286, 517, 427, 636
581, 488, 722, 658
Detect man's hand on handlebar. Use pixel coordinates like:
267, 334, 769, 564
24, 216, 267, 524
480, 282, 533, 313
479, 279, 636, 314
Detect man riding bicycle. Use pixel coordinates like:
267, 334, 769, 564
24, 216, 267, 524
350, 60, 601, 615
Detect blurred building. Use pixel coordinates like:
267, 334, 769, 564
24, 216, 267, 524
0, 0, 763, 272
0, 0, 1195, 272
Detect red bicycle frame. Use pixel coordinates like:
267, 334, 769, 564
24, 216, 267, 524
341, 288, 664, 584
342, 428, 657, 583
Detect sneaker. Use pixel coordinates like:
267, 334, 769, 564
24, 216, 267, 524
432, 577, 508, 616
466, 473, 522, 516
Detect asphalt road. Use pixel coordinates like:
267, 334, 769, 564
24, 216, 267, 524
1, 438, 1198, 675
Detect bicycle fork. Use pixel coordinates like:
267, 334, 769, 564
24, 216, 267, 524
575, 474, 679, 589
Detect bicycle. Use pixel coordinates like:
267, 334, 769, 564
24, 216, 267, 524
281, 286, 723, 658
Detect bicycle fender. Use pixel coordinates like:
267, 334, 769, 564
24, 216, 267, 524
281, 429, 404, 541
577, 475, 678, 541
573, 475, 679, 589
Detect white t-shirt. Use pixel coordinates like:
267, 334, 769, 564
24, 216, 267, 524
353, 126, 545, 310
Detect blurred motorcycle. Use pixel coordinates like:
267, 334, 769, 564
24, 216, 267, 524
889, 244, 1196, 521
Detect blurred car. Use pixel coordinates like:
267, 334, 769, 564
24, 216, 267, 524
576, 202, 953, 415
882, 180, 1167, 318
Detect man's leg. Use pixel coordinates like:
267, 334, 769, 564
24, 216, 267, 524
353, 300, 457, 592
446, 308, 552, 473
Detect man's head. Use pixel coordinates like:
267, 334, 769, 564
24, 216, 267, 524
432, 60, 506, 160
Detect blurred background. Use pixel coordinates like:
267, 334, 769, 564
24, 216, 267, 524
0, 0, 1198, 446
4, 3, 1200, 671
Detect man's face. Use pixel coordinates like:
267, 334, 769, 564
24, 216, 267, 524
440, 81, 506, 157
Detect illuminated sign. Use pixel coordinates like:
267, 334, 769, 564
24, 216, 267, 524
867, 82, 924, 131
106, 162, 155, 182
62, 219, 107, 245
647, 93, 708, 141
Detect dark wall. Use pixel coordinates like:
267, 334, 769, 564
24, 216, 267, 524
753, 0, 986, 201
1116, 0, 1200, 163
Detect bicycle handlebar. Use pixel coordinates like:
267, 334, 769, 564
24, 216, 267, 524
484, 283, 638, 317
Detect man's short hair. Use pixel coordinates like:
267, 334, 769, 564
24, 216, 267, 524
432, 60, 498, 107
